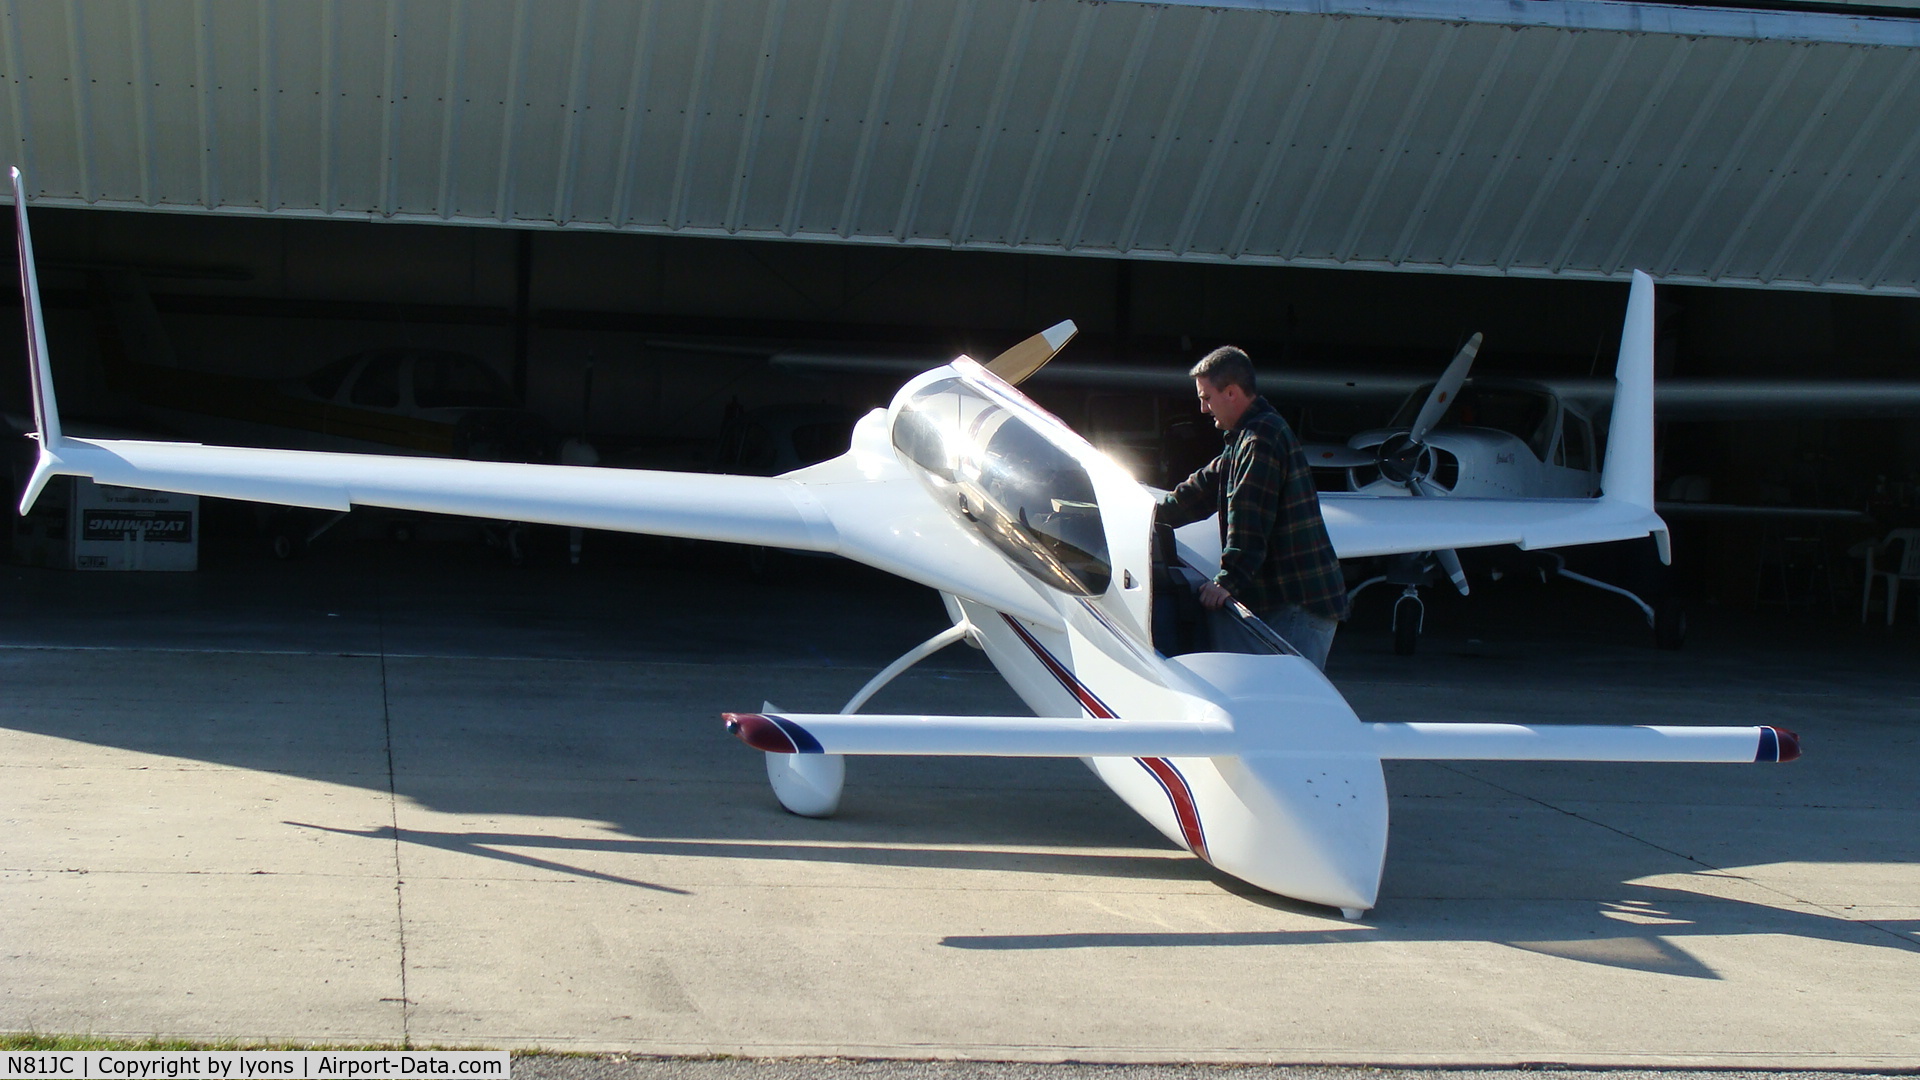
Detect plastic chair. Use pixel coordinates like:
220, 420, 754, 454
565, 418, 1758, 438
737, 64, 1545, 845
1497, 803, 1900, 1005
1860, 528, 1920, 625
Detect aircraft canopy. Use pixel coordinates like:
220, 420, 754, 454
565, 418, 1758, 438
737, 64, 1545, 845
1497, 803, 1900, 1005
891, 375, 1112, 597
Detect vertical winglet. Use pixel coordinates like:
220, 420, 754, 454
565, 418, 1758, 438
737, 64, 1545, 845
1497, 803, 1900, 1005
12, 167, 64, 515
1598, 270, 1667, 562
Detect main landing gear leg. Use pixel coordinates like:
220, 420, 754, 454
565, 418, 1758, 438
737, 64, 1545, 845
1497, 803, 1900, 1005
1547, 554, 1685, 650
763, 621, 976, 819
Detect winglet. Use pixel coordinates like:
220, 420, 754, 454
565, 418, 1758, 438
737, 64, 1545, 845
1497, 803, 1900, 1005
12, 167, 65, 515
1598, 270, 1667, 561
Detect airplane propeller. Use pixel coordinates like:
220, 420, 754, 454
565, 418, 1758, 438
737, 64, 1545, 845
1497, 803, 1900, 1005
1408, 331, 1481, 443
1308, 332, 1482, 479
1311, 333, 1484, 597
985, 320, 1077, 385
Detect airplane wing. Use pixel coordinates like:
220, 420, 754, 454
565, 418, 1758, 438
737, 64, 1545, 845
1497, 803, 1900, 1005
7, 170, 1072, 625
1177, 269, 1670, 566
1318, 492, 1667, 559
1340, 268, 1666, 560
19, 426, 1068, 629
725, 711, 1233, 757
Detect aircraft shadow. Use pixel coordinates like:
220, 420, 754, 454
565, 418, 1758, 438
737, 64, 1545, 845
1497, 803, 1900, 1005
939, 883, 1920, 980
3, 541, 1917, 983
290, 820, 1214, 891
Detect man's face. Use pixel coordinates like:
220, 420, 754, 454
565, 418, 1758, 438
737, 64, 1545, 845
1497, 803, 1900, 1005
1195, 376, 1251, 432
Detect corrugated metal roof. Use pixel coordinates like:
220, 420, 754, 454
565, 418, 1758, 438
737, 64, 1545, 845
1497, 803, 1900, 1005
2, 0, 1916, 294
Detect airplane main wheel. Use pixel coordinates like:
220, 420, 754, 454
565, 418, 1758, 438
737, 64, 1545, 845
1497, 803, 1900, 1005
1392, 595, 1421, 656
1654, 596, 1687, 650
267, 513, 307, 560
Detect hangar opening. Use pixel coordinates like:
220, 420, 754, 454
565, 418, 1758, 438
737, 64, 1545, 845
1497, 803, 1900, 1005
2, 0, 1918, 640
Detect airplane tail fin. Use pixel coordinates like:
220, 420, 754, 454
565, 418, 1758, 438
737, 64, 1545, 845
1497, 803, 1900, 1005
12, 167, 66, 515
1598, 269, 1667, 562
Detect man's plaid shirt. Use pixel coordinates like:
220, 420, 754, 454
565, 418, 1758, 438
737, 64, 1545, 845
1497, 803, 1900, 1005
1158, 396, 1349, 621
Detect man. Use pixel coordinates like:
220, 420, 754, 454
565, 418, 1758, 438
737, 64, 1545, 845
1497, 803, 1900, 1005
1158, 346, 1348, 669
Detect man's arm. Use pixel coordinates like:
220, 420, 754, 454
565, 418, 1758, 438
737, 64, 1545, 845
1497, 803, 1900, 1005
1156, 452, 1224, 529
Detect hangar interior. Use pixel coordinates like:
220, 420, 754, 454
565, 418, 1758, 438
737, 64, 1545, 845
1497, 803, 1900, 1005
3, 0, 1919, 627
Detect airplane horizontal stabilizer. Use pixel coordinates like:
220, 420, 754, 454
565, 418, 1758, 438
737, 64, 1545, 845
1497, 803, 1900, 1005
724, 711, 1233, 758
1370, 722, 1799, 763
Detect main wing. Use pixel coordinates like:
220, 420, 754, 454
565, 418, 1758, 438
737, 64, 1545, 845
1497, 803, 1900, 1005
1319, 491, 1665, 560
6, 171, 1060, 627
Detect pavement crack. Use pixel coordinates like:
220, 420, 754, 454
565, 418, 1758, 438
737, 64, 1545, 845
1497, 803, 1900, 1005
376, 567, 412, 1048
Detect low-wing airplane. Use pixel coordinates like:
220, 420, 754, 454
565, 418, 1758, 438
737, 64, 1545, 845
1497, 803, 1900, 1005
7, 170, 1798, 918
1305, 335, 1684, 654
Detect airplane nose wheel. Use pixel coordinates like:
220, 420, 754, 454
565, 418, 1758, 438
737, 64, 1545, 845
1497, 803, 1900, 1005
1392, 587, 1424, 656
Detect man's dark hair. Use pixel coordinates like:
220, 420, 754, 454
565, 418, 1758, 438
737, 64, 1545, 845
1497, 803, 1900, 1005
1189, 346, 1255, 394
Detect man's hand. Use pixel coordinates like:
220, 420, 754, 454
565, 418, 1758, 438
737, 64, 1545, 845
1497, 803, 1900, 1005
1198, 581, 1233, 611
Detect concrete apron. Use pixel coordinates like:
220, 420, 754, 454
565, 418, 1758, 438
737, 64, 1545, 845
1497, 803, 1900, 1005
0, 577, 1915, 1066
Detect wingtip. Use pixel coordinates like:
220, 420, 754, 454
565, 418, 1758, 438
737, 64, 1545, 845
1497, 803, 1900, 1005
1757, 726, 1801, 763
1042, 320, 1077, 350
724, 712, 797, 753
17, 450, 56, 516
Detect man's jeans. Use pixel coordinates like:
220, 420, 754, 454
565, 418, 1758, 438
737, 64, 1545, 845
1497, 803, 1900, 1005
1259, 604, 1339, 671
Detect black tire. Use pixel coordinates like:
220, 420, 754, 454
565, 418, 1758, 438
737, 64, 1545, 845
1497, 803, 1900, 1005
267, 512, 306, 560
1654, 595, 1687, 650
1392, 596, 1421, 656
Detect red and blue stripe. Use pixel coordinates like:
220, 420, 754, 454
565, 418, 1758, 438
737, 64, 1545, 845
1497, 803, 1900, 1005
999, 613, 1208, 862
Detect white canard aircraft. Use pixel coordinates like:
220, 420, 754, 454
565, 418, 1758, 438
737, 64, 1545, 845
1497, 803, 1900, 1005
8, 170, 1798, 918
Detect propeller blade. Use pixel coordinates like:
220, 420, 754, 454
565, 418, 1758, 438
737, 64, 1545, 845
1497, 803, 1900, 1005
1305, 443, 1374, 468
985, 320, 1077, 385
1434, 547, 1471, 596
1408, 331, 1483, 443
1401, 475, 1471, 595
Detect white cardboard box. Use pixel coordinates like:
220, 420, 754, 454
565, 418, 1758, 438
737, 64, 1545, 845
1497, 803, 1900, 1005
13, 476, 199, 571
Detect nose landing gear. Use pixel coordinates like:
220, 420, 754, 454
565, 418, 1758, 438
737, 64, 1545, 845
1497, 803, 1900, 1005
1392, 586, 1424, 656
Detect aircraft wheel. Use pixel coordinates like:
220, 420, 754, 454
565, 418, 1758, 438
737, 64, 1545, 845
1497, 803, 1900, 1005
267, 517, 306, 560
1654, 596, 1687, 650
1392, 595, 1421, 656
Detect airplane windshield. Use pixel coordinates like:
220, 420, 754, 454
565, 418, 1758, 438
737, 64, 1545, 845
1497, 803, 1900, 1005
893, 377, 1112, 596
1394, 383, 1556, 460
